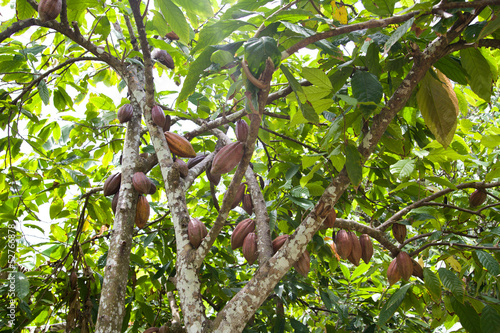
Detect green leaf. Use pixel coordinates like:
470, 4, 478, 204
475, 250, 500, 276
378, 284, 411, 326
280, 64, 305, 94
38, 80, 50, 106
423, 268, 442, 303
302, 68, 332, 90
481, 305, 500, 333
49, 197, 64, 219
383, 17, 414, 54
390, 159, 415, 178
16, 0, 36, 20
351, 71, 383, 114
66, 0, 100, 10
177, 47, 216, 104
173, 0, 213, 19
50, 224, 68, 242
329, 67, 353, 93
345, 143, 362, 187
460, 48, 492, 102
478, 14, 500, 40
416, 69, 459, 148
13, 272, 30, 299
362, 0, 395, 17
438, 268, 464, 301
434, 56, 468, 85
193, 20, 251, 54
301, 102, 319, 123
450, 296, 482, 333
424, 176, 457, 190
156, 0, 191, 44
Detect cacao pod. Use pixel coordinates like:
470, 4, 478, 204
38, 0, 62, 22
235, 119, 249, 143
143, 328, 159, 333
140, 152, 149, 160
206, 163, 221, 185
294, 250, 310, 277
392, 223, 407, 243
335, 230, 352, 260
396, 251, 413, 281
112, 191, 119, 214
163, 115, 171, 132
242, 232, 258, 265
165, 31, 180, 40
231, 218, 255, 250
103, 173, 121, 196
188, 218, 207, 248
153, 49, 175, 69
469, 189, 487, 207
135, 195, 150, 229
387, 258, 401, 285
187, 154, 207, 169
158, 325, 169, 333
359, 234, 373, 264
412, 259, 424, 279
230, 183, 246, 209
210, 141, 244, 175
164, 132, 196, 158
347, 232, 362, 266
148, 182, 157, 195
132, 172, 151, 194
70, 270, 78, 289
319, 209, 336, 230
242, 194, 253, 215
175, 159, 189, 178
272, 235, 289, 253
151, 105, 166, 127
117, 104, 133, 123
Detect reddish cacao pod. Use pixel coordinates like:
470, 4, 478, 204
242, 232, 258, 265
242, 194, 253, 215
412, 260, 424, 279
272, 235, 289, 253
153, 49, 175, 69
187, 154, 207, 169
359, 234, 373, 264
392, 223, 407, 243
335, 230, 352, 260
294, 250, 310, 277
396, 251, 413, 281
112, 191, 119, 214
235, 119, 249, 143
188, 218, 207, 248
151, 105, 166, 127
117, 104, 133, 123
38, 0, 62, 22
231, 218, 255, 250
320, 209, 336, 230
175, 159, 189, 178
143, 327, 159, 333
206, 163, 221, 185
164, 132, 196, 158
163, 115, 171, 132
469, 189, 487, 207
165, 31, 180, 40
135, 196, 150, 229
132, 172, 151, 194
211, 142, 244, 175
387, 258, 401, 285
103, 173, 121, 196
148, 182, 157, 195
230, 183, 246, 209
347, 232, 362, 266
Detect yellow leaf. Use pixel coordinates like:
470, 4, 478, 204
445, 256, 462, 272
331, 1, 348, 24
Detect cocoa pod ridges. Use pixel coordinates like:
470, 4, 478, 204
135, 195, 150, 229
387, 258, 401, 285
392, 223, 407, 243
117, 104, 133, 124
164, 132, 196, 158
294, 250, 310, 277
335, 230, 352, 260
151, 105, 166, 128
242, 193, 253, 215
272, 235, 289, 253
320, 209, 336, 230
175, 159, 189, 178
103, 173, 121, 196
359, 234, 373, 264
242, 232, 258, 265
396, 251, 413, 281
469, 189, 487, 207
211, 141, 244, 175
133, 172, 151, 194
38, 0, 62, 22
235, 119, 249, 143
187, 154, 207, 169
188, 218, 208, 248
347, 232, 362, 266
231, 218, 255, 250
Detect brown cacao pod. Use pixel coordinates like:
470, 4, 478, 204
143, 328, 159, 333
469, 189, 487, 207
335, 230, 352, 260
132, 172, 151, 194
230, 183, 246, 209
206, 163, 221, 185
242, 194, 253, 215
151, 105, 166, 128
117, 104, 133, 123
272, 235, 289, 253
231, 218, 255, 250
112, 191, 119, 214
387, 258, 401, 285
70, 270, 78, 289
164, 132, 196, 158
165, 31, 180, 40
140, 152, 149, 160
148, 182, 157, 195
320, 209, 336, 230
163, 115, 171, 132
158, 325, 169, 333
38, 0, 62, 22
396, 251, 413, 281
392, 223, 407, 243
135, 195, 150, 229
187, 154, 207, 169
175, 159, 189, 178
347, 232, 362, 266
359, 234, 373, 264
188, 218, 207, 248
153, 49, 175, 69
294, 250, 310, 277
412, 259, 424, 279
235, 119, 249, 143
103, 173, 121, 196
210, 142, 244, 175
242, 232, 258, 265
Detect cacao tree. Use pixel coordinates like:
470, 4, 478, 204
1, 0, 500, 332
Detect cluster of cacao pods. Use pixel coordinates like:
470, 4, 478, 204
38, 0, 62, 22
272, 234, 310, 277
231, 219, 258, 264
319, 210, 336, 230
152, 49, 175, 69
188, 218, 208, 248
392, 223, 407, 243
386, 251, 414, 285
229, 183, 253, 215
334, 230, 373, 266
469, 189, 487, 207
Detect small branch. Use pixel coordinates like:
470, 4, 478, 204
241, 60, 267, 89
410, 242, 500, 257
266, 80, 312, 105
259, 126, 323, 154
255, 0, 300, 37
60, 0, 69, 26
166, 291, 182, 330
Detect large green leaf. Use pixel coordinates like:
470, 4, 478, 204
481, 305, 500, 333
16, 0, 36, 20
156, 0, 191, 44
460, 48, 492, 102
475, 250, 500, 276
416, 69, 459, 148
362, 0, 395, 17
177, 47, 216, 104
423, 268, 442, 303
193, 20, 252, 54
390, 159, 415, 179
450, 296, 481, 333
173, 0, 213, 19
351, 71, 383, 114
438, 268, 464, 301
383, 17, 414, 54
345, 143, 362, 187
378, 284, 411, 326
